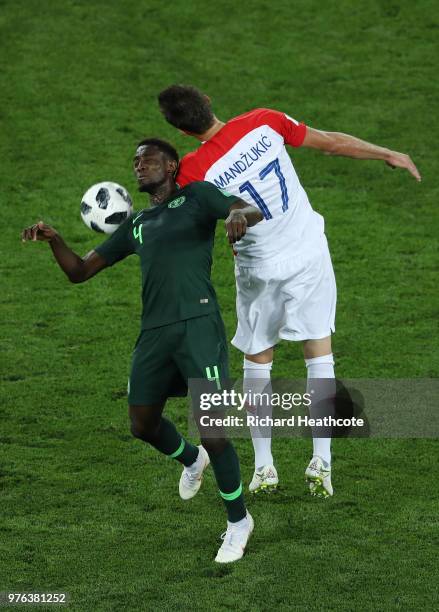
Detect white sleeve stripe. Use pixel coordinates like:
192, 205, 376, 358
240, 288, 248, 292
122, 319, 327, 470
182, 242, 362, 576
284, 113, 299, 126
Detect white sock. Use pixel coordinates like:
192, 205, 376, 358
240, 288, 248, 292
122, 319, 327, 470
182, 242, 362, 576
243, 358, 273, 470
305, 354, 335, 467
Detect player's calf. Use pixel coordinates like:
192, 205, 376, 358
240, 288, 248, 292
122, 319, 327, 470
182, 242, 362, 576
129, 405, 200, 467
129, 403, 163, 443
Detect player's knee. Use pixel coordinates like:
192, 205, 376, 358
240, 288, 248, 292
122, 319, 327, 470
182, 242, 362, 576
130, 421, 159, 443
201, 437, 228, 456
302, 337, 332, 360
245, 347, 274, 364
130, 419, 141, 440
129, 414, 159, 443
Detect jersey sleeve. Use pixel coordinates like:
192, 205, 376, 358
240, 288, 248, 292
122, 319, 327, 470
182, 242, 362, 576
193, 181, 240, 220
261, 108, 307, 147
94, 218, 135, 266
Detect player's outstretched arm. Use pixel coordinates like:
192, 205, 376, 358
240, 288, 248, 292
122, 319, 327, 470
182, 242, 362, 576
21, 221, 107, 283
302, 127, 421, 181
225, 200, 263, 244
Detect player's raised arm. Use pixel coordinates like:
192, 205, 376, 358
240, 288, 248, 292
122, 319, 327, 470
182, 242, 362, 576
225, 200, 263, 244
302, 127, 421, 181
21, 221, 108, 283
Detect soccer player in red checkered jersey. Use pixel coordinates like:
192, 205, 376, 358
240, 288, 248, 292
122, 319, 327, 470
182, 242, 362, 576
158, 85, 421, 498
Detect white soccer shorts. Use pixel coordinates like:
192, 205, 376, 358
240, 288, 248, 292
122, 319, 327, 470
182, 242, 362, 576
231, 234, 336, 355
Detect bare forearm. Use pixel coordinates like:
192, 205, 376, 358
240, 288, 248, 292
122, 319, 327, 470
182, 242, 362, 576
225, 201, 263, 244
22, 221, 108, 280
230, 200, 263, 226
323, 131, 391, 160
49, 234, 87, 282
239, 205, 264, 227
302, 127, 421, 180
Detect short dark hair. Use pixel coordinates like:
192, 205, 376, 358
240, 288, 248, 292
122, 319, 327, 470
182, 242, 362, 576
158, 84, 215, 134
136, 138, 179, 164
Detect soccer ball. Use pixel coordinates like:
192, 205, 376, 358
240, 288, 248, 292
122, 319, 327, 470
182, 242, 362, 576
80, 182, 133, 234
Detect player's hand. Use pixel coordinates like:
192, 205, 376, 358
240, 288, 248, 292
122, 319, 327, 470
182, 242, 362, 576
21, 221, 58, 242
225, 210, 248, 244
386, 151, 421, 181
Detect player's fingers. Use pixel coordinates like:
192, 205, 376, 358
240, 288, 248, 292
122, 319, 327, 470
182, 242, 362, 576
231, 221, 238, 243
37, 221, 50, 236
22, 222, 46, 241
233, 220, 243, 242
226, 217, 247, 243
225, 221, 234, 244
408, 161, 422, 181
230, 221, 240, 243
31, 224, 40, 241
31, 223, 49, 241
35, 221, 55, 240
387, 156, 422, 182
235, 219, 247, 241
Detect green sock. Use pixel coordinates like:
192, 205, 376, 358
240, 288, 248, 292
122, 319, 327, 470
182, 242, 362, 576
208, 441, 246, 522
150, 417, 199, 467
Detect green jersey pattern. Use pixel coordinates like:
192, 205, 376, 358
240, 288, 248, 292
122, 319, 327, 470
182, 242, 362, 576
95, 181, 238, 330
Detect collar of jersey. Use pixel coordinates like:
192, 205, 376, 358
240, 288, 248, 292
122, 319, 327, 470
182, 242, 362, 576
137, 186, 185, 216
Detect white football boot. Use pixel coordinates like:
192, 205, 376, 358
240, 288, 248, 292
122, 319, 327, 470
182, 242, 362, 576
249, 465, 279, 494
215, 512, 254, 563
305, 456, 333, 498
179, 445, 210, 500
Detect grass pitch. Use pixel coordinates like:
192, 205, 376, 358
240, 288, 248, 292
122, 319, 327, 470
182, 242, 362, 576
1, 0, 438, 610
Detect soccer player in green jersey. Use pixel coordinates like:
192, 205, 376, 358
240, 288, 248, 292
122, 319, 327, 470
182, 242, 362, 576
21, 138, 263, 563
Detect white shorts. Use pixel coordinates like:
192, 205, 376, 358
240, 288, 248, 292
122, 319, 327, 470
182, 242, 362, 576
231, 234, 337, 355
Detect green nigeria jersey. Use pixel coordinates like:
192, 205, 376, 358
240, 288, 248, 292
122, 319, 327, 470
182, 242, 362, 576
94, 181, 238, 330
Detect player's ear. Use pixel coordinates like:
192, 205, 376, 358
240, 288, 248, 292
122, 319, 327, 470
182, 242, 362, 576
168, 160, 178, 175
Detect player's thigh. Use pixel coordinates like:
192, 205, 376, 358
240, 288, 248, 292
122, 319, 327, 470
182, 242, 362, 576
280, 237, 336, 342
232, 265, 285, 355
174, 313, 230, 441
175, 312, 230, 382
129, 326, 186, 406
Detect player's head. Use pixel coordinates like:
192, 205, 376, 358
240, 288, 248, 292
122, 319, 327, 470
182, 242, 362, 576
134, 138, 179, 193
158, 84, 215, 135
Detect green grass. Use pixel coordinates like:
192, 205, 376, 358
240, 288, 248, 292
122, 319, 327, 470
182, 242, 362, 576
1, 0, 438, 609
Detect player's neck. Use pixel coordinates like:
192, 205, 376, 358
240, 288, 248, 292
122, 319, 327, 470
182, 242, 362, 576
193, 117, 225, 142
149, 181, 178, 206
